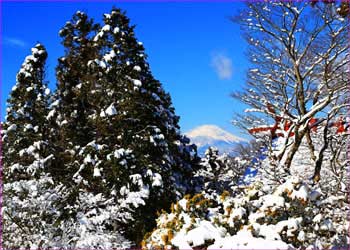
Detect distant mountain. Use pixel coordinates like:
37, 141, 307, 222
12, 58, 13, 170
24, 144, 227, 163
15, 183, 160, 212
186, 125, 246, 156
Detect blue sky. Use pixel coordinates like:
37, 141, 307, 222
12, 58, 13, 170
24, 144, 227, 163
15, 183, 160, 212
1, 2, 249, 137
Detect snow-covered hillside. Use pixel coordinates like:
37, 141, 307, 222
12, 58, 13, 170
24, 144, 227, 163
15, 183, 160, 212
186, 125, 246, 155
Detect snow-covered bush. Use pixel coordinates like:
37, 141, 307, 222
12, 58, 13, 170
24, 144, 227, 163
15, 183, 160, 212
143, 131, 349, 250
55, 189, 131, 248
142, 175, 349, 249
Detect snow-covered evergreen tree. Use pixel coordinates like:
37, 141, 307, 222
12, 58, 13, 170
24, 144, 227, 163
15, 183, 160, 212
2, 44, 61, 248
43, 11, 132, 247
82, 8, 200, 242
44, 9, 200, 245
54, 11, 100, 147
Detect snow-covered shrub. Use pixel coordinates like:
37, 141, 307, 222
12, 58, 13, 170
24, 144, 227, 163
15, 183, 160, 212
2, 171, 61, 248
142, 176, 349, 249
54, 190, 131, 248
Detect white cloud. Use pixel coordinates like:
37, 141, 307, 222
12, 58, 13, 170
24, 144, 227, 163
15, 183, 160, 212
3, 37, 27, 48
211, 53, 233, 80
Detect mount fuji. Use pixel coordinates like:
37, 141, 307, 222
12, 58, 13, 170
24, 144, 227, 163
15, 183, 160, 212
186, 125, 246, 156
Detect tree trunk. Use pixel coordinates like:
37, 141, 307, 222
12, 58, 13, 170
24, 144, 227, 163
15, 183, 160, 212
312, 119, 329, 183
283, 127, 306, 169
306, 129, 316, 162
283, 138, 302, 169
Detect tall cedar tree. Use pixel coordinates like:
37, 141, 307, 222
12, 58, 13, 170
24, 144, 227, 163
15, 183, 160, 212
50, 9, 199, 244
3, 44, 49, 174
83, 8, 199, 243
55, 11, 100, 147
2, 44, 59, 247
48, 11, 101, 222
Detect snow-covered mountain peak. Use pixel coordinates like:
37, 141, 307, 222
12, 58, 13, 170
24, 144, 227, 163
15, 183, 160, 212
186, 124, 245, 146
186, 125, 246, 155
